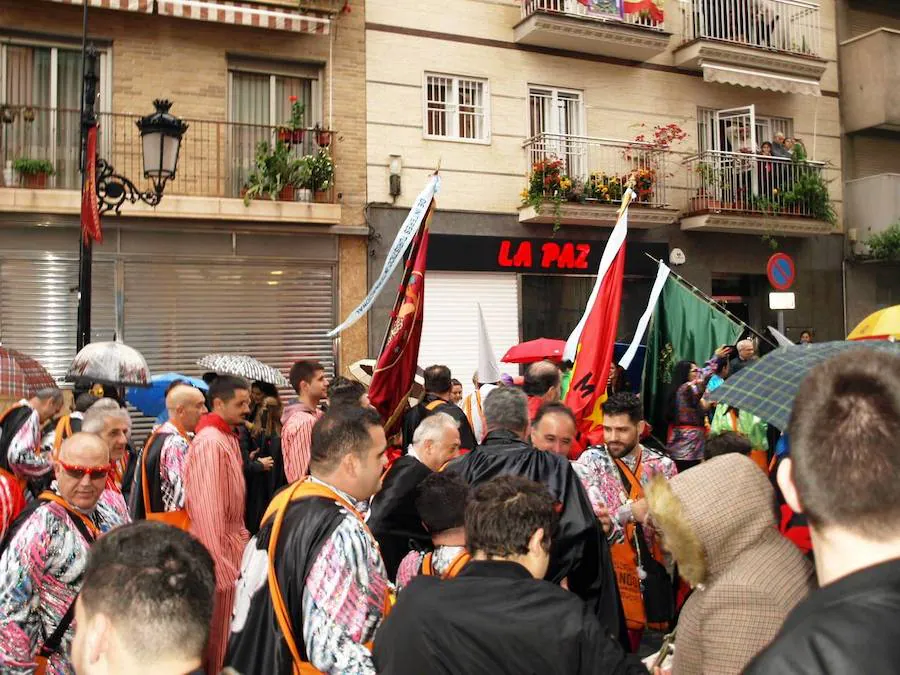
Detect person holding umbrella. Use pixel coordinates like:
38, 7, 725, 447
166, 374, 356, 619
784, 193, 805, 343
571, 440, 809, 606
0, 387, 63, 500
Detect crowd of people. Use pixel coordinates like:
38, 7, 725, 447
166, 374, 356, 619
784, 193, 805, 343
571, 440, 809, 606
0, 343, 898, 674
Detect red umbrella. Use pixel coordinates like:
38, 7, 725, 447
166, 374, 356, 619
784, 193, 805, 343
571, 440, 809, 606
501, 338, 567, 364
0, 346, 57, 399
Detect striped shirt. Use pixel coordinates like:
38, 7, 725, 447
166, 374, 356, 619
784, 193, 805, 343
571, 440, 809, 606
281, 404, 322, 484
7, 401, 50, 480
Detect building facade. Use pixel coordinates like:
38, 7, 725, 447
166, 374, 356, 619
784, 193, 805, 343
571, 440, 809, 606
366, 0, 843, 386
836, 0, 900, 331
0, 0, 368, 394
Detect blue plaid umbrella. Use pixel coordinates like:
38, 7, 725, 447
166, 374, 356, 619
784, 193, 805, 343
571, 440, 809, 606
714, 340, 900, 432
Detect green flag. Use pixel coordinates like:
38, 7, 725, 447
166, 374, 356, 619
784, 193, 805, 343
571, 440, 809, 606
643, 276, 743, 436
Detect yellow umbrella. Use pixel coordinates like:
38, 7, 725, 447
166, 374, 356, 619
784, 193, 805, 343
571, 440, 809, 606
847, 305, 900, 341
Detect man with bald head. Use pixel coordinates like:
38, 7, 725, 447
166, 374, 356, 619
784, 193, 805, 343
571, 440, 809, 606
524, 360, 562, 422
0, 433, 128, 672
129, 383, 207, 530
730, 339, 758, 376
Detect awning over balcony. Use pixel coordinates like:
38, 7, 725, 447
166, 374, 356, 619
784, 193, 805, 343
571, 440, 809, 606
701, 63, 821, 97
42, 0, 152, 13
157, 0, 330, 34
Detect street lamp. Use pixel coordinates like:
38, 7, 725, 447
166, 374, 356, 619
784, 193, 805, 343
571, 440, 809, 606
96, 99, 188, 214
76, 40, 188, 350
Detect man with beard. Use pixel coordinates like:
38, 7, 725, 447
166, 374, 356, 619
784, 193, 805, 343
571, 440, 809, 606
446, 386, 624, 642
0, 433, 127, 673
573, 392, 677, 651
227, 407, 390, 675
369, 412, 461, 580
129, 384, 207, 529
184, 376, 252, 675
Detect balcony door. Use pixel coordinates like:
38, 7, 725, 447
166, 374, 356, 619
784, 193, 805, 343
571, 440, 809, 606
1, 43, 109, 189
228, 66, 321, 197
528, 87, 585, 179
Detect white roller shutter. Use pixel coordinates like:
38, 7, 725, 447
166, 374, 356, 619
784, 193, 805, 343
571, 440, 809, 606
0, 255, 116, 382
418, 272, 520, 397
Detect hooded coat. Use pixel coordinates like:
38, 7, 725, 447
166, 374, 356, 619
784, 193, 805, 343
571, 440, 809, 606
646, 454, 813, 675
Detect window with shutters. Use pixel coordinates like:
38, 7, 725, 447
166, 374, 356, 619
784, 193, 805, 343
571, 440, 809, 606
423, 73, 490, 143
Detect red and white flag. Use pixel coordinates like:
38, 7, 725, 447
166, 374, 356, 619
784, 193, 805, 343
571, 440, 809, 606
563, 189, 632, 457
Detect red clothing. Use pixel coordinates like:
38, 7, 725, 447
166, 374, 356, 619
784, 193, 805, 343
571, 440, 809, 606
527, 395, 544, 423
281, 402, 322, 483
0, 470, 26, 541
184, 414, 250, 674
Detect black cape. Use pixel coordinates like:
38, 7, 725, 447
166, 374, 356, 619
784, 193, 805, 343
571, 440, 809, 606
226, 496, 345, 675
128, 432, 171, 520
373, 560, 646, 675
368, 455, 432, 580
401, 394, 477, 452
0, 406, 34, 473
446, 430, 625, 642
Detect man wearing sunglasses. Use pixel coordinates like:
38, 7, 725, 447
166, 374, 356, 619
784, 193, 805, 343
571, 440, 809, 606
0, 432, 129, 673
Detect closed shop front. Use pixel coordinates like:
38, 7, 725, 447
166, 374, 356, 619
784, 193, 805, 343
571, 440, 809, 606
0, 222, 339, 440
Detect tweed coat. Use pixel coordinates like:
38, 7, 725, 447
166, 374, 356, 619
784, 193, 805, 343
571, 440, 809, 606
646, 454, 813, 675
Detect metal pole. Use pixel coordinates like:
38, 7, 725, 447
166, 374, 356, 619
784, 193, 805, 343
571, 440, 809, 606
76, 2, 98, 351
777, 310, 785, 336
643, 253, 777, 349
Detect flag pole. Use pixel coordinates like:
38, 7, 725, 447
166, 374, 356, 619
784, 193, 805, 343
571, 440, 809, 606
642, 253, 776, 349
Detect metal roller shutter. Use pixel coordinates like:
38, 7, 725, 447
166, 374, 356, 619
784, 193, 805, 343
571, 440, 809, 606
418, 271, 520, 397
122, 259, 336, 443
0, 255, 116, 382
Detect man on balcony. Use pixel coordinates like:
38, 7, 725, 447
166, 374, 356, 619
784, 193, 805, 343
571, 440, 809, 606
772, 132, 792, 159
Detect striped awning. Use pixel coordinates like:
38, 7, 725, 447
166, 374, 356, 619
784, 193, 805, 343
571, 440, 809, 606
41, 0, 153, 12
157, 0, 330, 34
701, 62, 821, 97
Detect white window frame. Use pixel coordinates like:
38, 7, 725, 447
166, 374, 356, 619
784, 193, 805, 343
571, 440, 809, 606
697, 107, 794, 154
527, 85, 585, 139
0, 39, 112, 180
422, 72, 491, 145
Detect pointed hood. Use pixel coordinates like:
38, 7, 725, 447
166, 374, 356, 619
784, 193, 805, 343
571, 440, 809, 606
477, 303, 502, 385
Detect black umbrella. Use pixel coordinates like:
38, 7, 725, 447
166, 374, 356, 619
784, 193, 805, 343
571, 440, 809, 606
714, 340, 900, 431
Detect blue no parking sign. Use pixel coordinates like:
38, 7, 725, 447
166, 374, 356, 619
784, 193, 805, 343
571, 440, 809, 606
767, 253, 796, 291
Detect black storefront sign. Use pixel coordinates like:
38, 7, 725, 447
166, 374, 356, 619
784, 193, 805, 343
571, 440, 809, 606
427, 234, 667, 277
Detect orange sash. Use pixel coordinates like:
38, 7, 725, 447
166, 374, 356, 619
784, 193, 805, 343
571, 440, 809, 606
139, 427, 191, 531
52, 416, 73, 457
263, 479, 392, 675
421, 549, 471, 580
609, 455, 666, 632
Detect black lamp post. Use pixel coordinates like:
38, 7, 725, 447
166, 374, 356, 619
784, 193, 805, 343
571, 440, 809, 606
75, 38, 187, 350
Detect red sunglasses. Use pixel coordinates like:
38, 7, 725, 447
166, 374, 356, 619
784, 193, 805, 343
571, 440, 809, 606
58, 461, 112, 480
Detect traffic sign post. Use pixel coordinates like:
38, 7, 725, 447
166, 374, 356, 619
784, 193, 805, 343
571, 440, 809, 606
767, 254, 796, 338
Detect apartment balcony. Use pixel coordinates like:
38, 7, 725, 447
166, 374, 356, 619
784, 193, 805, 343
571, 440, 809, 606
518, 133, 679, 228
514, 0, 671, 62
845, 174, 900, 247
841, 29, 900, 133
673, 0, 827, 96
0, 106, 340, 225
681, 151, 834, 236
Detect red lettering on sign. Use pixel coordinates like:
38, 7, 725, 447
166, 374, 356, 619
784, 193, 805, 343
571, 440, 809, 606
498, 240, 514, 267
541, 242, 560, 268
513, 241, 532, 267
575, 244, 591, 269
558, 243, 576, 269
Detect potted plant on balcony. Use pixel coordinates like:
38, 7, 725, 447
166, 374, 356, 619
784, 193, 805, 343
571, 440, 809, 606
294, 155, 314, 202
521, 157, 568, 231
13, 158, 55, 189
313, 124, 332, 148
782, 171, 836, 225
242, 140, 300, 205
22, 107, 35, 123
0, 105, 16, 124
692, 161, 721, 212
309, 149, 335, 203
277, 96, 306, 145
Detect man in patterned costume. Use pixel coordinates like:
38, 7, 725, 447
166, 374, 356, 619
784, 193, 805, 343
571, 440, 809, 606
0, 433, 128, 673
129, 383, 207, 529
227, 406, 390, 675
